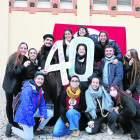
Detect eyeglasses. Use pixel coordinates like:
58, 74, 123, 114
70, 80, 79, 83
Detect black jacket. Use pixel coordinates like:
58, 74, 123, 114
22, 60, 39, 82
118, 93, 140, 138
75, 57, 100, 82
123, 62, 140, 95
60, 88, 86, 124
94, 40, 123, 62
3, 55, 28, 94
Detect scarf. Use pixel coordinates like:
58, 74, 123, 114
66, 86, 81, 99
109, 84, 132, 105
77, 57, 85, 63
105, 55, 115, 61
85, 85, 114, 119
65, 39, 71, 58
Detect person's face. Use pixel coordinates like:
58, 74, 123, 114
125, 50, 132, 60
79, 28, 86, 36
65, 31, 73, 42
43, 37, 53, 47
99, 33, 107, 43
78, 46, 86, 56
70, 77, 80, 88
91, 78, 100, 90
20, 44, 28, 56
105, 48, 114, 58
109, 86, 118, 97
28, 49, 37, 61
34, 75, 44, 87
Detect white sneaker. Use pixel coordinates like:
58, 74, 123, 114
107, 125, 113, 135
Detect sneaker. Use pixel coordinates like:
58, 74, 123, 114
5, 123, 12, 137
34, 130, 50, 136
107, 125, 113, 135
72, 130, 80, 137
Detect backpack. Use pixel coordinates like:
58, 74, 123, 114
12, 92, 21, 111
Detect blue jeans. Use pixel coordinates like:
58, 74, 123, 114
12, 124, 34, 140
53, 109, 81, 137
34, 109, 53, 129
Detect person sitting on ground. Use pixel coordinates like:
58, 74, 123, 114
109, 84, 140, 139
53, 75, 86, 137
85, 77, 117, 135
5, 71, 53, 139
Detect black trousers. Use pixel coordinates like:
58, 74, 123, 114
91, 111, 118, 134
5, 92, 18, 126
118, 116, 139, 139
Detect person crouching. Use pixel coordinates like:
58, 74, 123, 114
53, 75, 86, 137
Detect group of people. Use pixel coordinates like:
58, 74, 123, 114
2, 25, 140, 140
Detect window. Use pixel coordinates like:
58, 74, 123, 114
59, 0, 73, 9
117, 0, 132, 11
93, 0, 109, 10
37, 0, 51, 2
14, 0, 28, 7
37, 0, 51, 8
93, 0, 108, 5
60, 0, 73, 3
14, 0, 27, 1
117, 0, 132, 6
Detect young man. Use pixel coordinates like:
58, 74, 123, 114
37, 34, 63, 123
100, 45, 123, 90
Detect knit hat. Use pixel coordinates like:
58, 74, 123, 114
34, 71, 44, 78
43, 34, 54, 41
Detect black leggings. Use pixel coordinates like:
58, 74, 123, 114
5, 92, 17, 125
118, 116, 139, 139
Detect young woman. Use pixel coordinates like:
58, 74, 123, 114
85, 77, 117, 135
5, 71, 48, 140
75, 43, 100, 93
109, 84, 140, 139
53, 75, 86, 137
123, 49, 140, 102
22, 48, 39, 81
77, 26, 90, 38
3, 42, 30, 127
95, 30, 123, 63
62, 28, 74, 61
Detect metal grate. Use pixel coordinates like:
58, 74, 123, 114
117, 0, 132, 6
93, 0, 108, 5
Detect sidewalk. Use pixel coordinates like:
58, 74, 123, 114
0, 91, 133, 140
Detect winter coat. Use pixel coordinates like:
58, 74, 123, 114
123, 62, 140, 95
37, 46, 63, 102
60, 88, 86, 124
2, 55, 28, 94
94, 40, 123, 62
14, 80, 47, 127
22, 60, 39, 82
75, 57, 100, 81
100, 58, 123, 89
118, 93, 140, 138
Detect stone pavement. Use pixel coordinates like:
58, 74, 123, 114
0, 91, 133, 140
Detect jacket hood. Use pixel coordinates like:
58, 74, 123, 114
22, 80, 38, 94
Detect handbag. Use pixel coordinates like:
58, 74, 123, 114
12, 92, 21, 111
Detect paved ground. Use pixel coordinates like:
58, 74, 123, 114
0, 91, 133, 140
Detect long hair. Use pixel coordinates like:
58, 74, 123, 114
62, 28, 74, 46
123, 49, 140, 84
109, 84, 132, 105
99, 30, 109, 39
77, 26, 90, 37
7, 42, 28, 68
